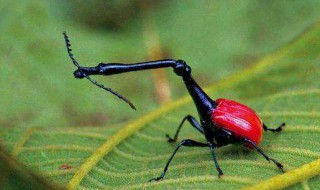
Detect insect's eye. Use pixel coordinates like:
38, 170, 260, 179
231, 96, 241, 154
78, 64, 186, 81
73, 69, 86, 79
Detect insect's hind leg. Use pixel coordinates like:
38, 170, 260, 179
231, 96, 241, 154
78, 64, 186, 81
149, 139, 208, 182
244, 138, 284, 172
263, 123, 285, 132
166, 115, 204, 143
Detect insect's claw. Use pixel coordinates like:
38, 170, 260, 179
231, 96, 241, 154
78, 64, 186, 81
279, 164, 285, 173
148, 174, 165, 182
269, 158, 284, 172
126, 100, 136, 110
166, 134, 176, 143
217, 168, 224, 178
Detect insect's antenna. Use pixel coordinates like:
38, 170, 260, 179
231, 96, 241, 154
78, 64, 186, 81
86, 76, 136, 110
62, 31, 136, 110
62, 31, 80, 68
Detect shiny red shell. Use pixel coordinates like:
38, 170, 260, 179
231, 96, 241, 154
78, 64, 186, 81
211, 98, 263, 145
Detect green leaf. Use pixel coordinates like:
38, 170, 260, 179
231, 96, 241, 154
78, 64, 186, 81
1, 124, 124, 186
0, 144, 61, 190
1, 22, 320, 190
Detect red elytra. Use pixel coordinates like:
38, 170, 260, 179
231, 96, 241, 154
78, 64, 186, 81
212, 98, 263, 145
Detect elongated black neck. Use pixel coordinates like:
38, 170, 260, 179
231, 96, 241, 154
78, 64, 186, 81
79, 59, 177, 76
182, 74, 216, 119
72, 59, 216, 116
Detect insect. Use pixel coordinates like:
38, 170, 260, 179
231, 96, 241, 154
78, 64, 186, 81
63, 32, 285, 181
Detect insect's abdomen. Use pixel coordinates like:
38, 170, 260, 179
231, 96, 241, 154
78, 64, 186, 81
211, 98, 263, 145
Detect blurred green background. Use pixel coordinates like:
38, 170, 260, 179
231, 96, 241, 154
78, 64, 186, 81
1, 0, 320, 129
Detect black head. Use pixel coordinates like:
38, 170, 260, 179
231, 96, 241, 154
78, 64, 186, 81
73, 69, 87, 79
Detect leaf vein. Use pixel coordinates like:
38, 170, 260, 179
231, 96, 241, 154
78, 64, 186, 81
12, 127, 37, 157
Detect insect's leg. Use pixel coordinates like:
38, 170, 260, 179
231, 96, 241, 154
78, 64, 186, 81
166, 115, 204, 143
263, 123, 285, 132
244, 138, 284, 172
209, 143, 224, 177
149, 139, 208, 182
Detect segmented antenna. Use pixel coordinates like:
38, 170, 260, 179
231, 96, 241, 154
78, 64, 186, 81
62, 31, 136, 110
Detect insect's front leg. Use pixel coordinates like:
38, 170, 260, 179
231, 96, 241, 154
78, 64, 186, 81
166, 115, 204, 143
149, 139, 208, 182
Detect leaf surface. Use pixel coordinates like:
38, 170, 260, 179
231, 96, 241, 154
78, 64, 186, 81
1, 22, 320, 189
